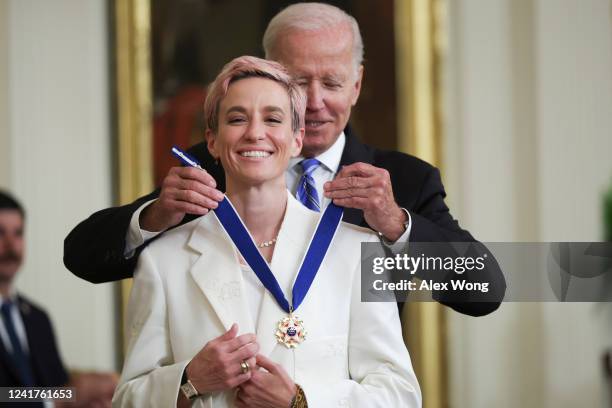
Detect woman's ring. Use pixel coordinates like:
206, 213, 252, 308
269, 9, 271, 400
240, 360, 250, 374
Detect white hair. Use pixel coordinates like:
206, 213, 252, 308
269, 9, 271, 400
262, 2, 364, 75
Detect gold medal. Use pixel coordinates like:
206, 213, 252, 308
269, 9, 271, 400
275, 313, 306, 348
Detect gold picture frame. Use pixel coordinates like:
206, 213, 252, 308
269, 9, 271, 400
112, 0, 153, 360
395, 1, 449, 407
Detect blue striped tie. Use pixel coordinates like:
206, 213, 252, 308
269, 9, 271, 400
296, 159, 321, 212
1, 301, 34, 386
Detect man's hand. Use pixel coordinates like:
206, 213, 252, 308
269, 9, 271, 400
186, 323, 259, 395
235, 354, 297, 408
140, 166, 224, 232
324, 162, 407, 241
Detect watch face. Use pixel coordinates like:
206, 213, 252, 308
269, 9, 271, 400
181, 382, 198, 399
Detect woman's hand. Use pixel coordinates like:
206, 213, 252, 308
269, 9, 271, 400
235, 354, 297, 408
186, 323, 259, 394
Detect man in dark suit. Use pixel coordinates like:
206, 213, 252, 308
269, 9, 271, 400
64, 3, 504, 316
0, 191, 116, 407
0, 192, 68, 391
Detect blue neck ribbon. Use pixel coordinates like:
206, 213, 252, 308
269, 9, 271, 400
214, 197, 343, 314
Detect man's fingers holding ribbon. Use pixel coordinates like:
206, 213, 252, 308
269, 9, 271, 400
324, 162, 407, 241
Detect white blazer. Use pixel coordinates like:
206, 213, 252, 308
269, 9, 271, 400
113, 193, 421, 407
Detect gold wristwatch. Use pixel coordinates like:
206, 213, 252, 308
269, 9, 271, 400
291, 384, 308, 408
180, 367, 199, 400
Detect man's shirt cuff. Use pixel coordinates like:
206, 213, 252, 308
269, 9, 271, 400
124, 199, 162, 258
380, 208, 412, 254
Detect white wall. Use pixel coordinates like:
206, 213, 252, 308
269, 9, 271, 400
2, 0, 117, 371
0, 0, 10, 187
444, 0, 612, 407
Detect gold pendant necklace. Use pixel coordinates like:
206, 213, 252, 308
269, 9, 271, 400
258, 236, 278, 248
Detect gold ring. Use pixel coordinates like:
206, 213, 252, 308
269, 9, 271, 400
240, 360, 250, 374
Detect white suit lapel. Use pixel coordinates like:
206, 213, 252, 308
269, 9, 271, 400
186, 214, 256, 334
256, 194, 319, 356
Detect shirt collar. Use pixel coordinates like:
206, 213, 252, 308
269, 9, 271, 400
289, 132, 346, 174
0, 288, 18, 305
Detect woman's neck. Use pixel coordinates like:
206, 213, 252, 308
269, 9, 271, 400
225, 179, 287, 247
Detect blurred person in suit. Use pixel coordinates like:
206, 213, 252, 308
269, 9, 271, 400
64, 3, 504, 316
0, 190, 117, 407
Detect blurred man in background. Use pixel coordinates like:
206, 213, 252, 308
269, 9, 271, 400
0, 190, 116, 407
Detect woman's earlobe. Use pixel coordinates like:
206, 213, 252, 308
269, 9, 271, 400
205, 129, 217, 157
292, 128, 305, 156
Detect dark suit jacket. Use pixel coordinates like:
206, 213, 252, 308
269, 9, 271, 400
64, 126, 505, 315
0, 295, 68, 389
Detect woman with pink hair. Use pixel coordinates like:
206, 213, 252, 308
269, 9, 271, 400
113, 56, 420, 408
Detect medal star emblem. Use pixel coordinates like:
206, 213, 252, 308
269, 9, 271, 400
275, 314, 306, 348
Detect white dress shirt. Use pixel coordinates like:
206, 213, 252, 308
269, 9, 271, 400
285, 132, 346, 209
240, 263, 265, 329
0, 291, 29, 355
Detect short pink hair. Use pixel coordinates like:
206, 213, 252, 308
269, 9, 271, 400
204, 56, 305, 134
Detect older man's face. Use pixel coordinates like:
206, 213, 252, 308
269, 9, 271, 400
0, 210, 24, 285
272, 26, 363, 158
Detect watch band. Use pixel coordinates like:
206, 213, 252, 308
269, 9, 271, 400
290, 384, 308, 408
378, 207, 410, 244
180, 367, 199, 400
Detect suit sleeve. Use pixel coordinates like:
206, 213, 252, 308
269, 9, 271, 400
408, 167, 506, 316
63, 143, 220, 284
112, 248, 188, 407
299, 237, 422, 408
408, 167, 473, 242
63, 190, 160, 284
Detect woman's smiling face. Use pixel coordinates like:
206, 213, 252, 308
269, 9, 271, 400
207, 76, 303, 188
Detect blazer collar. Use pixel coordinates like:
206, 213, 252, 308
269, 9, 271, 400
186, 210, 256, 335
186, 192, 319, 355
339, 124, 375, 167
